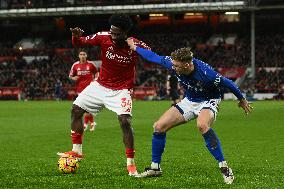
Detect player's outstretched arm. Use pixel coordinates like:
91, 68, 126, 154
69, 76, 79, 81
71, 27, 100, 47
70, 27, 84, 38
71, 27, 85, 46
220, 77, 253, 115
126, 38, 172, 69
126, 38, 162, 63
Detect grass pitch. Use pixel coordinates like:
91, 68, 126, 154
0, 100, 284, 189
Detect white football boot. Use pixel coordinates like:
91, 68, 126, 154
219, 161, 234, 184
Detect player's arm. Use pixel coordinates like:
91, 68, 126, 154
89, 61, 99, 81
70, 27, 84, 46
94, 72, 99, 80
69, 64, 79, 81
70, 27, 100, 46
69, 76, 79, 81
126, 38, 172, 70
92, 67, 99, 81
219, 76, 253, 114
133, 38, 151, 50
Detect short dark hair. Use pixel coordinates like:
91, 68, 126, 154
78, 48, 87, 54
109, 14, 133, 31
171, 47, 193, 63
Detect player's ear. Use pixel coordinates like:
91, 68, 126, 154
186, 62, 193, 67
184, 62, 190, 68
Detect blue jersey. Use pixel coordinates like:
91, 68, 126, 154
136, 47, 244, 102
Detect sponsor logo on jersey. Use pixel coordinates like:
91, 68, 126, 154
177, 75, 204, 92
214, 74, 221, 86
106, 48, 131, 64
77, 70, 91, 75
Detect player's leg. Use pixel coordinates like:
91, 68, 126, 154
57, 104, 86, 159
198, 109, 225, 162
117, 114, 137, 176
70, 104, 86, 156
57, 81, 103, 160
89, 113, 96, 131
140, 105, 186, 177
197, 100, 234, 184
83, 113, 89, 131
104, 89, 138, 176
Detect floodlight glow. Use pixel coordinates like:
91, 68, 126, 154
225, 12, 239, 15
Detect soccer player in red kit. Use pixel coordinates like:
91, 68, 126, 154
69, 49, 99, 131
57, 14, 150, 176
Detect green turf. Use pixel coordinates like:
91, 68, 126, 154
0, 100, 283, 189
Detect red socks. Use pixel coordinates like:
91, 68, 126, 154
71, 132, 83, 144
84, 114, 89, 125
84, 114, 94, 125
126, 148, 135, 158
89, 115, 94, 123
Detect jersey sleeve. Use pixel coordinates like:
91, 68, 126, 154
136, 47, 173, 70
89, 62, 98, 74
69, 64, 77, 77
207, 69, 244, 100
72, 32, 105, 47
220, 77, 244, 100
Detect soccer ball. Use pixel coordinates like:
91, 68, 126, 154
57, 156, 79, 174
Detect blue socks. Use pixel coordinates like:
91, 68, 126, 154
151, 129, 224, 165
152, 132, 166, 164
202, 128, 225, 162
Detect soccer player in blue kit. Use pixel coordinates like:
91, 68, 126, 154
127, 38, 253, 184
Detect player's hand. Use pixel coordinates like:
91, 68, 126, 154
238, 98, 253, 115
126, 38, 136, 51
70, 76, 79, 81
70, 27, 84, 38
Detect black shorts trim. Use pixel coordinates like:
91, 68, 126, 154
174, 104, 184, 115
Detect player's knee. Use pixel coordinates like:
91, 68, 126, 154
118, 115, 131, 128
71, 105, 85, 119
153, 121, 166, 133
197, 121, 209, 134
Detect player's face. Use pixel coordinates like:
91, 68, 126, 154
79, 52, 87, 63
110, 25, 127, 45
172, 60, 192, 75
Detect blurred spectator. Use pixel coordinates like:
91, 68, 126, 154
55, 79, 63, 100
0, 33, 283, 99
274, 84, 284, 100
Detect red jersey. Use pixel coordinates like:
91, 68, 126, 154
69, 61, 98, 93
72, 32, 150, 90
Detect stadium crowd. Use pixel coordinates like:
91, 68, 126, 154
0, 0, 239, 9
0, 32, 283, 100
